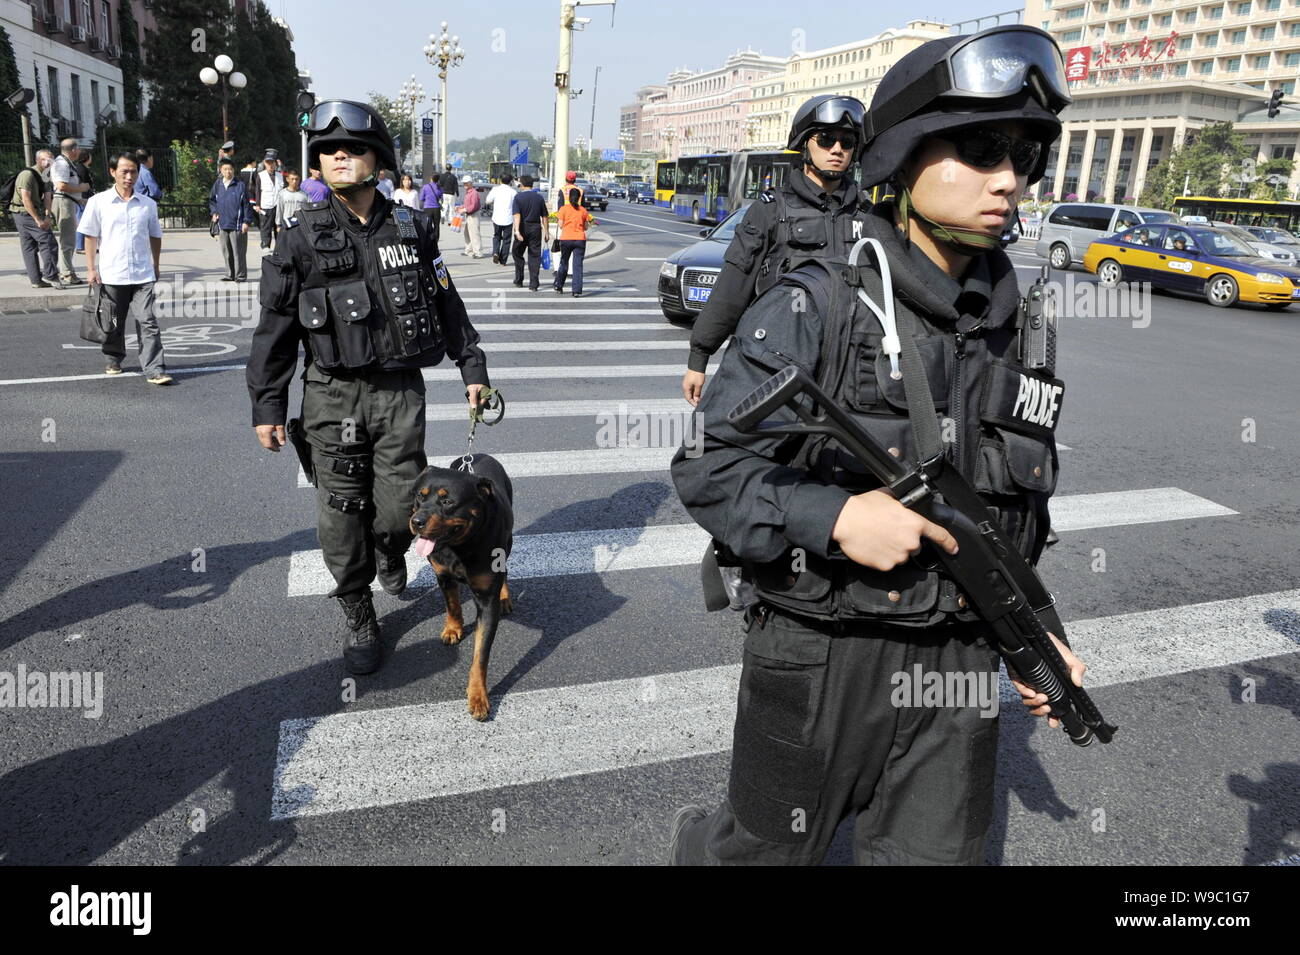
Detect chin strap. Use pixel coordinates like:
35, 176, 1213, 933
896, 184, 1001, 253
327, 171, 380, 195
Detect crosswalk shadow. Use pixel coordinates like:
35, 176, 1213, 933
1229, 657, 1300, 865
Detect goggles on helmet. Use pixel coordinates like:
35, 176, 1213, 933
864, 26, 1071, 141
805, 96, 867, 130
307, 101, 381, 137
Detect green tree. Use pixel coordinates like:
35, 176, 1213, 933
142, 0, 233, 146
1139, 122, 1250, 208
117, 2, 143, 123
1252, 157, 1295, 200
0, 24, 23, 145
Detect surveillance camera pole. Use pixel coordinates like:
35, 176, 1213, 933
554, 0, 615, 208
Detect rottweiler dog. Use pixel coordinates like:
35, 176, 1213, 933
409, 453, 514, 721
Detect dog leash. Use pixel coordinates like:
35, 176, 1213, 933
459, 386, 505, 473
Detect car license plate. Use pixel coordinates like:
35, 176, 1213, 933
1291, 288, 1300, 298
686, 286, 712, 303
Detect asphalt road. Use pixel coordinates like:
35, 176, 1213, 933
1, 204, 1297, 866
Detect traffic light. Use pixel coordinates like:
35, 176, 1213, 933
1268, 88, 1285, 118
296, 90, 315, 129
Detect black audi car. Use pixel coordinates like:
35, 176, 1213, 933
658, 207, 745, 322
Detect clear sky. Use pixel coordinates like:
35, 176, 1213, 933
269, 0, 1007, 148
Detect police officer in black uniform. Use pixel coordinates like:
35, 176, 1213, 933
247, 101, 490, 675
680, 94, 870, 406
669, 26, 1087, 865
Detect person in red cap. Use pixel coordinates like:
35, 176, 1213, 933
555, 171, 583, 213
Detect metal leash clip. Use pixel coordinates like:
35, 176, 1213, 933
460, 386, 505, 472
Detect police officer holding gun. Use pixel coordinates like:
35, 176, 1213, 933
669, 26, 1088, 865
247, 101, 490, 675
680, 94, 872, 406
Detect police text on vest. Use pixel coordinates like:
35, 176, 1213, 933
1012, 374, 1062, 429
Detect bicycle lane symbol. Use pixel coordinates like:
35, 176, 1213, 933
62, 323, 246, 358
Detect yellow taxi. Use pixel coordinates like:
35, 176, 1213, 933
1082, 223, 1300, 309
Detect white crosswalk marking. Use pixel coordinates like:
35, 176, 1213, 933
284, 488, 1236, 595
472, 323, 674, 331
424, 397, 692, 420
270, 587, 1300, 819
421, 363, 705, 380
466, 309, 663, 315
459, 296, 657, 303
439, 340, 695, 351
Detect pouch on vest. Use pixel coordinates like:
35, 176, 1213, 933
297, 287, 340, 369
327, 279, 378, 368
380, 266, 443, 359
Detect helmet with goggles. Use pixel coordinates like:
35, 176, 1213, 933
787, 94, 867, 182
861, 25, 1069, 189
306, 100, 398, 177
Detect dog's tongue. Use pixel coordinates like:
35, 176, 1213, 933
413, 537, 434, 559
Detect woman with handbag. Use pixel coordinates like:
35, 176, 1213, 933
553, 187, 593, 297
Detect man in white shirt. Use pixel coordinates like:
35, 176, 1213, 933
49, 137, 89, 285
252, 149, 285, 254
483, 173, 519, 266
78, 151, 171, 385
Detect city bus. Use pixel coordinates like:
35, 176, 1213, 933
489, 160, 539, 183
1172, 196, 1300, 231
671, 150, 800, 224
655, 159, 676, 209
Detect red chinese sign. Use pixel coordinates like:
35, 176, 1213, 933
1065, 46, 1092, 81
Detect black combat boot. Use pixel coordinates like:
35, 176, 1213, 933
339, 590, 381, 674
376, 551, 407, 596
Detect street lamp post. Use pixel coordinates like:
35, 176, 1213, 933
198, 54, 247, 144
541, 139, 553, 187
619, 131, 631, 174
397, 75, 425, 173
553, 0, 616, 223
423, 21, 464, 169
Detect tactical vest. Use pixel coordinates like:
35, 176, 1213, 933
292, 202, 444, 371
753, 186, 872, 298
740, 258, 1064, 627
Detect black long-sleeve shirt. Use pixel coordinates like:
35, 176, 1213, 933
247, 193, 489, 426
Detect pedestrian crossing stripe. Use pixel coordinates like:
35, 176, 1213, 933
283, 488, 1236, 596
270, 584, 1298, 819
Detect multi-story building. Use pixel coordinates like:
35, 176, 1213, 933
620, 84, 664, 155
1027, 0, 1300, 201
636, 49, 786, 157
2, 0, 161, 143
746, 20, 952, 151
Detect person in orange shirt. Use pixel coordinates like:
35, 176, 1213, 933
553, 187, 594, 297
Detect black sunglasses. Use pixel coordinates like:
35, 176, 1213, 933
813, 129, 859, 151
936, 128, 1041, 176
322, 141, 372, 157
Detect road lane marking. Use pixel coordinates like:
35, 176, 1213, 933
285, 488, 1236, 594
270, 585, 1298, 818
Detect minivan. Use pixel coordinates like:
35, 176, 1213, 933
1036, 203, 1179, 270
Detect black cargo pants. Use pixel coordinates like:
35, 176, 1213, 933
302, 361, 427, 597
673, 605, 1003, 865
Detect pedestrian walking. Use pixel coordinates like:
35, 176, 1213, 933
484, 173, 517, 266
250, 149, 285, 254
455, 174, 483, 258
418, 176, 443, 240
247, 100, 490, 674
277, 168, 309, 228
510, 174, 550, 291
49, 137, 89, 284
437, 163, 459, 224
392, 173, 421, 209
668, 25, 1081, 866
134, 148, 164, 202
209, 158, 254, 282
9, 149, 61, 288
79, 151, 172, 385
73, 148, 95, 255
375, 169, 395, 200
302, 165, 329, 202
552, 186, 592, 296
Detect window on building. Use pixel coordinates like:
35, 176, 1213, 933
1115, 23, 1127, 34
1137, 17, 1148, 28
100, 0, 110, 40
1063, 6, 1085, 18
70, 73, 81, 132
1062, 28, 1083, 42
1175, 62, 1189, 76
1178, 36, 1193, 49
1160, 13, 1173, 25
1264, 0, 1282, 8
1199, 59, 1214, 74
1260, 26, 1277, 40
47, 66, 60, 116
90, 78, 98, 118
107, 85, 115, 105
1230, 29, 1246, 43
1234, 1, 1251, 13
1204, 34, 1218, 47
1291, 23, 1300, 37
1255, 55, 1270, 68
1207, 3, 1224, 16
1226, 56, 1241, 71
1286, 52, 1300, 66
1273, 145, 1296, 159
1184, 9, 1198, 22
1280, 80, 1296, 94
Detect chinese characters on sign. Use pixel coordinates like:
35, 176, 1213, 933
1067, 32, 1181, 85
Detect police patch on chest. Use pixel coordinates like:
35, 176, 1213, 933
377, 243, 419, 270
432, 255, 450, 290
979, 358, 1065, 438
